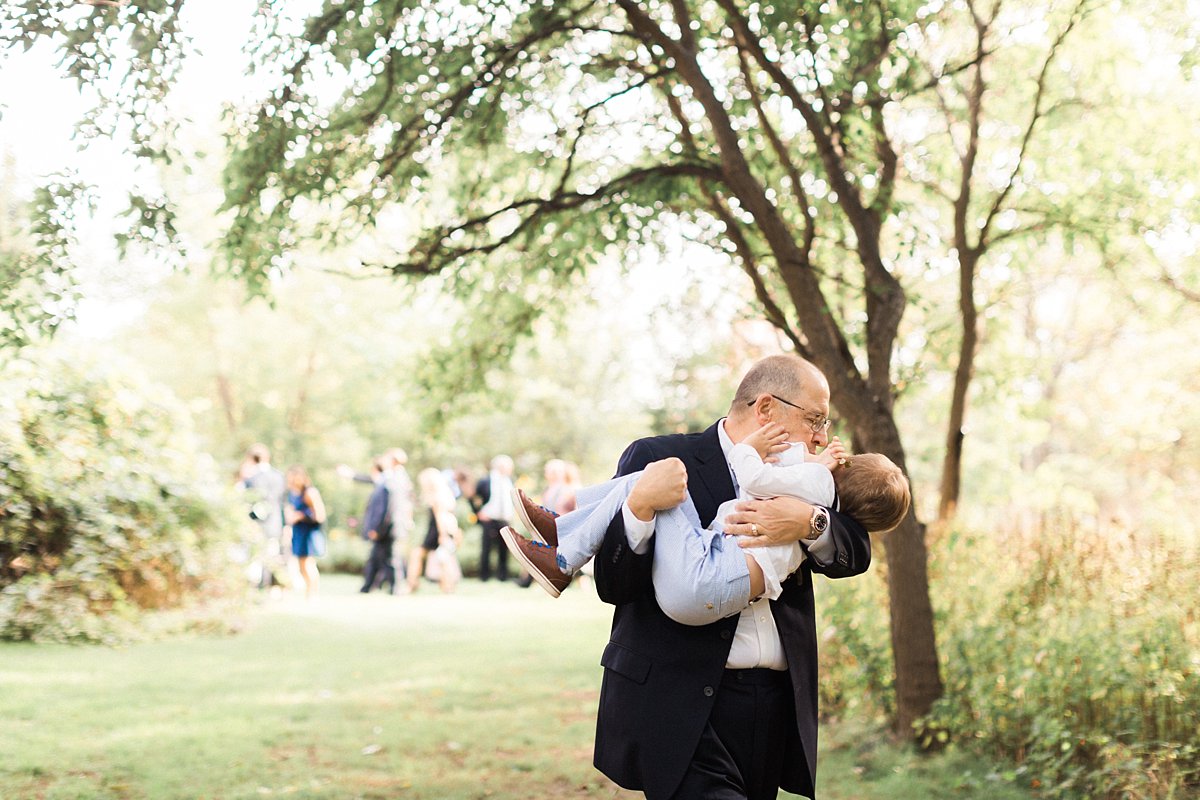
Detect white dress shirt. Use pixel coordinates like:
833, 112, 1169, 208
620, 419, 836, 669
479, 470, 514, 520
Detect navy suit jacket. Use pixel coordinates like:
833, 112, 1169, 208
360, 482, 392, 543
591, 421, 871, 800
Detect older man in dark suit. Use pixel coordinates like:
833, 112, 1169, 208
591, 354, 871, 800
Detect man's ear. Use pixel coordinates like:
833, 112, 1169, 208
752, 394, 774, 424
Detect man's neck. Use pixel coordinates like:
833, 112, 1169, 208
722, 412, 756, 443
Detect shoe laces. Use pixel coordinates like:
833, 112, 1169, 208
527, 538, 554, 551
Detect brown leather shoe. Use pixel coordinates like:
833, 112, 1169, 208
511, 487, 559, 546
500, 526, 569, 598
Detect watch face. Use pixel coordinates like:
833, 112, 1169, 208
812, 508, 829, 534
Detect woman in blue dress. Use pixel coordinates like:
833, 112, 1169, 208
285, 465, 327, 599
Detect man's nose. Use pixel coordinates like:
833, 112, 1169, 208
812, 430, 829, 448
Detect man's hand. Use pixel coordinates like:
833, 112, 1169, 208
813, 436, 848, 471
367, 530, 378, 541
627, 457, 688, 521
725, 496, 813, 547
335, 463, 356, 480
741, 422, 791, 462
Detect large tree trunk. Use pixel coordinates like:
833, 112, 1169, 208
859, 412, 944, 735
882, 513, 943, 734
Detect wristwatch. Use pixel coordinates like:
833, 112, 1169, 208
806, 506, 830, 541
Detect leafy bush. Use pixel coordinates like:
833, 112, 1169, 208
815, 563, 896, 725
924, 517, 1200, 798
0, 355, 241, 642
816, 516, 1199, 798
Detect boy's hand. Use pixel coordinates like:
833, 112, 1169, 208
742, 422, 790, 462
814, 436, 848, 471
628, 458, 688, 521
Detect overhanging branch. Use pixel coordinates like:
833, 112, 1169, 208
372, 161, 721, 275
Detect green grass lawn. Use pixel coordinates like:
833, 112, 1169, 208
0, 575, 1032, 799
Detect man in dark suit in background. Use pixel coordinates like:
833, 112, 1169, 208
591, 354, 872, 800
359, 458, 395, 593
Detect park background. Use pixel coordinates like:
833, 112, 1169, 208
1, 1, 1197, 798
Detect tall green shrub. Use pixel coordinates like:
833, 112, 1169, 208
925, 518, 1200, 798
816, 517, 1199, 798
0, 354, 240, 642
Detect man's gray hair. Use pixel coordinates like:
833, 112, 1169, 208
729, 354, 813, 411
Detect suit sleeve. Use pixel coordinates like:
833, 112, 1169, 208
806, 509, 871, 579
593, 439, 657, 606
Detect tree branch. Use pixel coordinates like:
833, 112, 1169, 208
718, 0, 874, 241
663, 66, 805, 354
373, 161, 721, 275
374, 5, 591, 181
710, 194, 806, 353
733, 47, 816, 258
953, 0, 994, 260
669, 0, 699, 53
978, 0, 1092, 250
1159, 267, 1200, 303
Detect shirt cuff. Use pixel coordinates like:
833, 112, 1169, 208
801, 529, 835, 565
622, 501, 656, 554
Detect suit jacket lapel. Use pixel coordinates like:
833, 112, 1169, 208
689, 420, 735, 527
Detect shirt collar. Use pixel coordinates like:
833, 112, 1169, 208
717, 417, 736, 462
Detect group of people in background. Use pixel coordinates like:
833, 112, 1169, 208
235, 442, 582, 599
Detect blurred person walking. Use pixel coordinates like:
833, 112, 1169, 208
358, 457, 396, 594
539, 458, 580, 516
338, 448, 415, 586
419, 468, 464, 593
384, 448, 415, 586
237, 443, 287, 590
406, 469, 458, 593
474, 455, 515, 582
285, 465, 327, 600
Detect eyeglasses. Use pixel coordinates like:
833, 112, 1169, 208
748, 394, 834, 433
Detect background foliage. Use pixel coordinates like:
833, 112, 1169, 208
816, 517, 1200, 798
0, 352, 241, 643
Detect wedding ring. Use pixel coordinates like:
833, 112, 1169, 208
751, 523, 758, 535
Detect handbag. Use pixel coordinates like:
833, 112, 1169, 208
309, 528, 327, 558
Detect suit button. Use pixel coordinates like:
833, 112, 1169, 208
720, 629, 732, 640
703, 686, 714, 697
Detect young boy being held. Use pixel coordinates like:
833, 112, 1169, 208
503, 423, 909, 625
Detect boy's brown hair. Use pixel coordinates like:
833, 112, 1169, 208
834, 453, 911, 533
